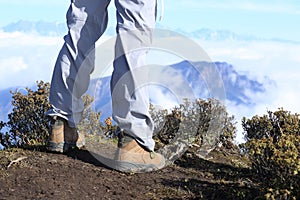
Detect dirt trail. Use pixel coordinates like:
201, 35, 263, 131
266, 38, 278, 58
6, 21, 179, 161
0, 147, 259, 200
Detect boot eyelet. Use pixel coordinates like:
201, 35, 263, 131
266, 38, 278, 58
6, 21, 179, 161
150, 151, 156, 159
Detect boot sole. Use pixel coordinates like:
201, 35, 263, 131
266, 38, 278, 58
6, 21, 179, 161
90, 151, 166, 173
47, 142, 64, 153
47, 142, 85, 153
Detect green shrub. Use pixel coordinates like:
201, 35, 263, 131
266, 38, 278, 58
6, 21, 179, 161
4, 81, 51, 147
188, 98, 236, 148
1, 80, 236, 154
0, 121, 7, 148
77, 95, 116, 137
0, 81, 113, 149
152, 98, 237, 153
242, 108, 300, 199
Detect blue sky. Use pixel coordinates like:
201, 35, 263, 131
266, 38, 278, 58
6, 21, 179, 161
1, 0, 299, 41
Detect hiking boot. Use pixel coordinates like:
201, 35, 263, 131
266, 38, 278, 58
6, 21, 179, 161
47, 116, 64, 153
114, 131, 165, 173
64, 124, 85, 151
47, 116, 85, 153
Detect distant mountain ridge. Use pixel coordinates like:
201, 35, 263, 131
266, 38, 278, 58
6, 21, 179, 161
2, 20, 67, 36
173, 61, 269, 105
2, 20, 115, 37
0, 61, 273, 123
2, 20, 298, 43
86, 61, 273, 119
81, 61, 275, 121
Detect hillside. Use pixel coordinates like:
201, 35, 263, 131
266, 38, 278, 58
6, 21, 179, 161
0, 145, 259, 200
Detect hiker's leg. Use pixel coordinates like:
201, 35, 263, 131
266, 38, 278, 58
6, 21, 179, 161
111, 0, 157, 151
46, 0, 111, 127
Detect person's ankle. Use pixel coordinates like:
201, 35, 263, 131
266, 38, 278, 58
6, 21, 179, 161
117, 129, 134, 148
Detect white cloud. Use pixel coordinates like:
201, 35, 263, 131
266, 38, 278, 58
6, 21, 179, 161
0, 57, 27, 73
0, 31, 63, 89
197, 39, 300, 143
0, 56, 28, 88
149, 85, 179, 110
201, 40, 300, 81
1, 26, 300, 144
0, 31, 61, 47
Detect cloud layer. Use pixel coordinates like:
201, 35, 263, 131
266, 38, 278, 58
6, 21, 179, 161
0, 31, 63, 89
198, 39, 300, 142
1, 24, 300, 143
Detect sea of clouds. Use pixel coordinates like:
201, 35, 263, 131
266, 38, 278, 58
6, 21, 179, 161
1, 25, 300, 143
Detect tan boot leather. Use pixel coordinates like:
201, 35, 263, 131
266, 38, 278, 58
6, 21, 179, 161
47, 117, 85, 153
64, 123, 85, 151
47, 117, 64, 153
114, 132, 165, 173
